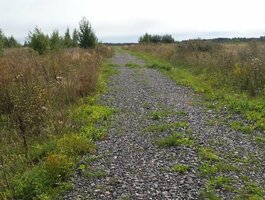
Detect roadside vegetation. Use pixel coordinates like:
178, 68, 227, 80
127, 41, 265, 133
0, 18, 114, 199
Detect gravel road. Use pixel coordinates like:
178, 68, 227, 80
64, 51, 264, 200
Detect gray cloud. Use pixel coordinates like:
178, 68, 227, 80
1, 0, 265, 43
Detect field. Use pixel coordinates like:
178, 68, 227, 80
0, 45, 114, 199
0, 32, 265, 199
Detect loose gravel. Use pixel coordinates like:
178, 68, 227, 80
64, 52, 265, 200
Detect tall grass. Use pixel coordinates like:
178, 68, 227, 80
0, 45, 112, 198
127, 42, 265, 131
128, 42, 265, 97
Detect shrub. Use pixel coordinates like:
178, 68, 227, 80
56, 134, 95, 156
44, 154, 74, 179
27, 27, 49, 54
78, 17, 97, 49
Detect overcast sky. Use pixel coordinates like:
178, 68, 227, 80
1, 0, 265, 43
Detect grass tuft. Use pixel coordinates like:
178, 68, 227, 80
156, 132, 193, 147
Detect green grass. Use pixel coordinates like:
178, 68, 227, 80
236, 181, 264, 200
255, 136, 265, 144
146, 122, 188, 132
199, 162, 240, 177
156, 132, 193, 147
230, 121, 254, 134
125, 62, 140, 68
198, 147, 220, 161
148, 110, 175, 120
172, 164, 190, 173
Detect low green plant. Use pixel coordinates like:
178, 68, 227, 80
199, 163, 218, 177
172, 164, 189, 173
230, 121, 254, 134
146, 122, 188, 132
56, 134, 95, 156
156, 132, 193, 147
255, 136, 265, 144
83, 168, 108, 179
236, 181, 264, 200
199, 147, 220, 161
125, 62, 140, 68
148, 61, 172, 71
148, 110, 174, 120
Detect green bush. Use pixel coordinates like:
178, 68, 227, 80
27, 27, 49, 54
56, 134, 95, 156
14, 154, 73, 200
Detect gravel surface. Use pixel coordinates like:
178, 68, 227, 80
64, 52, 265, 200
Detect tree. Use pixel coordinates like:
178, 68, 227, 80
139, 33, 175, 44
64, 28, 73, 48
78, 17, 97, 49
4, 35, 21, 48
139, 33, 151, 43
0, 30, 4, 54
50, 30, 63, 51
72, 28, 79, 47
27, 27, 49, 54
162, 34, 175, 43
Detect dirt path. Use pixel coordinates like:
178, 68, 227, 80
64, 51, 264, 200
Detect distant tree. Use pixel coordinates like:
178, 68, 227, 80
0, 30, 4, 54
50, 30, 63, 51
162, 34, 175, 43
139, 33, 152, 43
151, 35, 162, 43
72, 28, 79, 47
64, 28, 73, 48
27, 27, 49, 54
4, 35, 21, 48
78, 17, 97, 49
139, 33, 174, 44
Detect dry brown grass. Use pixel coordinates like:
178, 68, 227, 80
129, 42, 265, 97
0, 45, 112, 158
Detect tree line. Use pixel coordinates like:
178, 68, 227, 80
139, 33, 175, 44
0, 17, 97, 55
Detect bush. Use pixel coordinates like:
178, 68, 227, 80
78, 17, 97, 49
56, 134, 95, 156
27, 27, 49, 54
14, 154, 73, 200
